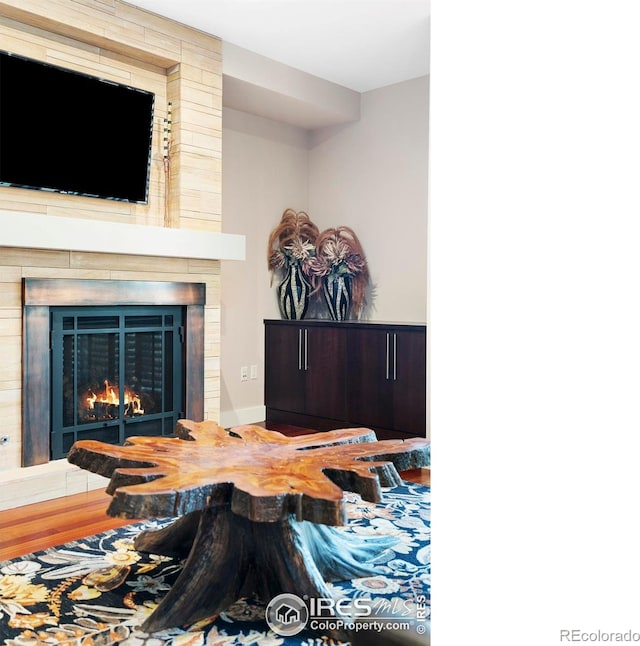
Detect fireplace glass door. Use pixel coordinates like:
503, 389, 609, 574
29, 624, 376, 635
50, 306, 185, 459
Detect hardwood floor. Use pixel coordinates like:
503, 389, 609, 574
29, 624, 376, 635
0, 423, 429, 562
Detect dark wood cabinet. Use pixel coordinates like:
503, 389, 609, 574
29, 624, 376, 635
346, 326, 426, 436
264, 322, 347, 425
346, 327, 394, 430
264, 320, 427, 437
264, 323, 306, 414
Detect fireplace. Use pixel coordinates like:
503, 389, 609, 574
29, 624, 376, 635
22, 279, 205, 466
50, 305, 185, 459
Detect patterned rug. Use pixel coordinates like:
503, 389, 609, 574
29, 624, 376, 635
0, 482, 430, 645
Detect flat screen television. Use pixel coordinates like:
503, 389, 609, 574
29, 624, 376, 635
0, 50, 155, 204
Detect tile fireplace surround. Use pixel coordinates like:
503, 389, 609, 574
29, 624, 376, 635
0, 227, 243, 512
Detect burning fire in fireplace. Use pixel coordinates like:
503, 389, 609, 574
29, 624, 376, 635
82, 380, 144, 421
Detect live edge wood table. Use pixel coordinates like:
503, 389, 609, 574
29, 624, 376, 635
67, 420, 430, 635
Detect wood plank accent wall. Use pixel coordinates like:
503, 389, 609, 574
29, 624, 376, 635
0, 1, 224, 486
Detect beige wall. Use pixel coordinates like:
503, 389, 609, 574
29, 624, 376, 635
309, 76, 429, 323
220, 108, 309, 426
0, 1, 223, 509
219, 76, 429, 424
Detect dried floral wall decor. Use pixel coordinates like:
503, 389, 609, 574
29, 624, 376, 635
307, 226, 370, 320
267, 208, 319, 319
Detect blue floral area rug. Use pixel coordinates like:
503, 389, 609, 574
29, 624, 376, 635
0, 482, 430, 645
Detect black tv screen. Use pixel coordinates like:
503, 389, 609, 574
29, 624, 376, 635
0, 50, 155, 204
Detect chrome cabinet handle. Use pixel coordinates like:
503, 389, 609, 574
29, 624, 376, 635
298, 329, 303, 370
386, 332, 390, 380
393, 333, 397, 381
304, 329, 308, 371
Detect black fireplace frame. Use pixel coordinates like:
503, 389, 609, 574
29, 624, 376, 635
22, 278, 205, 467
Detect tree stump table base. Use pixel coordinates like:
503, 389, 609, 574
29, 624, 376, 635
67, 420, 430, 638
134, 504, 398, 634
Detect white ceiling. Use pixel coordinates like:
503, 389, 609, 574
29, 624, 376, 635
126, 0, 430, 92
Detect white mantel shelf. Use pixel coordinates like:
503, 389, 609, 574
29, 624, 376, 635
0, 210, 245, 261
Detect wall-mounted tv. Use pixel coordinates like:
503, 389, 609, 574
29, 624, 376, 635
0, 50, 155, 204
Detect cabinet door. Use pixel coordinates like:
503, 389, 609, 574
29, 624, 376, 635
304, 326, 347, 421
264, 323, 306, 414
391, 328, 427, 436
346, 328, 394, 430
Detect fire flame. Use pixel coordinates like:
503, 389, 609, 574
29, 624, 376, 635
86, 380, 144, 416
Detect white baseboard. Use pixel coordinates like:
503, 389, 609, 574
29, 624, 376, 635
220, 405, 266, 429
